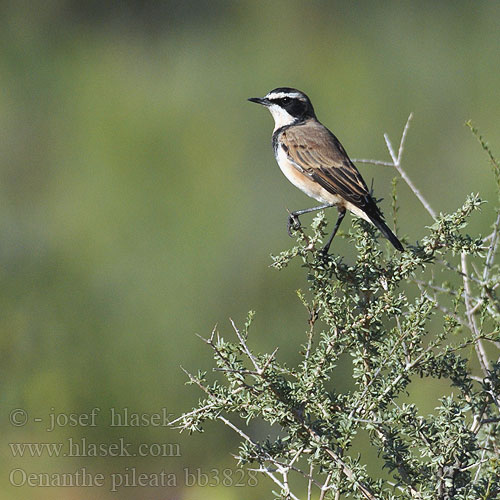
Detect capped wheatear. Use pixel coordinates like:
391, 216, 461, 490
248, 87, 403, 253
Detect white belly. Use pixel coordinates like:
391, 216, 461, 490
275, 146, 372, 224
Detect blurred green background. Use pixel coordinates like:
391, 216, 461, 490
1, 1, 499, 498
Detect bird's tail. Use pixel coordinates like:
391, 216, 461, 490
368, 214, 404, 251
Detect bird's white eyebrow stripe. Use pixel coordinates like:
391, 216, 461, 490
266, 92, 304, 100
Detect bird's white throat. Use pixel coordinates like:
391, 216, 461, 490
268, 104, 296, 131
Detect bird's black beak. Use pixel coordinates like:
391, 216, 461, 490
248, 97, 269, 106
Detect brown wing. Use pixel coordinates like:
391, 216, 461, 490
282, 121, 381, 215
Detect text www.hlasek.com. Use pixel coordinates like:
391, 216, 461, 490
9, 438, 180, 458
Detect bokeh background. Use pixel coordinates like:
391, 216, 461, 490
1, 1, 499, 499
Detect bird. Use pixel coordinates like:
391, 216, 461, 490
248, 87, 404, 253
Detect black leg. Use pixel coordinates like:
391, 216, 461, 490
321, 208, 346, 254
287, 204, 333, 236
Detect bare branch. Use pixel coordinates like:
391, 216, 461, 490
384, 114, 437, 219
398, 112, 414, 163
218, 416, 301, 500
461, 253, 490, 378
353, 158, 395, 167
319, 472, 334, 500
307, 462, 314, 500
482, 210, 500, 287
356, 114, 437, 219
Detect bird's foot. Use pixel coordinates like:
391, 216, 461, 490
287, 214, 301, 237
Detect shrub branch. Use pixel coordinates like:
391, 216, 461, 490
176, 120, 500, 500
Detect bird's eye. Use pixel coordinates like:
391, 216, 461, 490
281, 97, 290, 105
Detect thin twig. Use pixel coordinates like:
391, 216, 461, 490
304, 305, 318, 364
231, 318, 261, 372
253, 467, 301, 500
307, 462, 314, 500
219, 415, 301, 500
436, 258, 485, 286
481, 417, 500, 424
385, 114, 437, 219
322, 447, 376, 500
472, 448, 488, 486
412, 278, 490, 316
353, 159, 395, 167
482, 210, 500, 290
355, 114, 436, 218
397, 112, 413, 163
349, 320, 410, 419
319, 472, 333, 500
262, 347, 279, 373
363, 329, 449, 416
461, 252, 490, 377
169, 402, 217, 427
